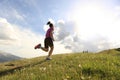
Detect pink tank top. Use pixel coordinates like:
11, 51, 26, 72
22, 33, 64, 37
46, 27, 53, 38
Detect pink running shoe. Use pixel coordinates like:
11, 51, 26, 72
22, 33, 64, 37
34, 44, 41, 49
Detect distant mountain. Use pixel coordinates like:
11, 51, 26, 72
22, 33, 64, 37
0, 51, 22, 62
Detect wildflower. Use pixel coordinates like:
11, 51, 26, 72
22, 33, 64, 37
78, 64, 82, 68
49, 64, 52, 68
81, 76, 85, 80
31, 73, 34, 76
39, 67, 46, 71
88, 76, 91, 79
66, 75, 70, 79
43, 67, 46, 71
65, 74, 70, 79
14, 69, 17, 72
111, 63, 114, 66
22, 68, 26, 71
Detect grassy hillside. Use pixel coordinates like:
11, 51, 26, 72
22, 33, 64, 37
0, 49, 120, 80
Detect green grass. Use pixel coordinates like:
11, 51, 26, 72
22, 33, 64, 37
0, 49, 120, 80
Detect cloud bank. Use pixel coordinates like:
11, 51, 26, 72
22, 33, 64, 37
0, 16, 120, 58
1, 0, 120, 58
0, 18, 44, 58
52, 4, 120, 53
54, 19, 120, 53
0, 18, 71, 58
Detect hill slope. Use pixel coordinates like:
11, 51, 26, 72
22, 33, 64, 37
0, 49, 120, 80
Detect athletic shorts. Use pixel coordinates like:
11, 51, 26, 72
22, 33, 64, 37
44, 37, 53, 48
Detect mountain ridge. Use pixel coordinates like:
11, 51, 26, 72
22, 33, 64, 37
0, 51, 22, 62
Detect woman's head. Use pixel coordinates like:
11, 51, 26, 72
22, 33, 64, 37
47, 21, 53, 28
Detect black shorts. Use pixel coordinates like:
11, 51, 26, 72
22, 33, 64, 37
44, 37, 53, 48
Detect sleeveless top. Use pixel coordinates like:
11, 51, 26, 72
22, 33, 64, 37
46, 27, 53, 38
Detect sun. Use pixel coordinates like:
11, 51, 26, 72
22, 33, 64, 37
70, 3, 107, 39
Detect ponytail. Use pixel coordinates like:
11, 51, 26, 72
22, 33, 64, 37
47, 21, 53, 27
47, 21, 51, 25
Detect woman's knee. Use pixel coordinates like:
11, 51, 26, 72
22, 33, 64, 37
45, 48, 49, 52
51, 46, 54, 50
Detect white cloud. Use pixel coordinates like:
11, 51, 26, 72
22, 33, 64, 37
54, 17, 120, 53
55, 20, 70, 41
0, 18, 71, 58
0, 3, 25, 22
61, 3, 120, 52
0, 18, 45, 58
0, 18, 18, 41
12, 8, 25, 21
1, 14, 120, 58
115, 6, 120, 16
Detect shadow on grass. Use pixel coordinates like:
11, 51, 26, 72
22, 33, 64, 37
0, 59, 47, 77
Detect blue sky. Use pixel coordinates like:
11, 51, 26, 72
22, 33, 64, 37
0, 0, 75, 33
0, 0, 120, 58
0, 0, 119, 33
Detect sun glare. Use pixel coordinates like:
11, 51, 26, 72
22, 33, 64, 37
71, 4, 108, 39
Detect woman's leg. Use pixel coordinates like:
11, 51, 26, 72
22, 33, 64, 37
40, 47, 48, 52
48, 46, 54, 57
40, 38, 49, 52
